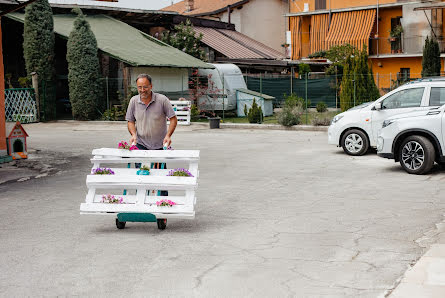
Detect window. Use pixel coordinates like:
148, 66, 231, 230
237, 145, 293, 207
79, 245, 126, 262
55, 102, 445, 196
382, 87, 424, 109
429, 87, 445, 106
315, 0, 326, 10
399, 68, 410, 82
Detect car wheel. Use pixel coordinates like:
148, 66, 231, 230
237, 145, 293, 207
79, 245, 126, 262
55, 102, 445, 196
399, 135, 435, 175
341, 129, 369, 156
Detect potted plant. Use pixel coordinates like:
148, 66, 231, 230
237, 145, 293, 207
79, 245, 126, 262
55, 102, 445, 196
389, 25, 403, 42
137, 165, 150, 175
102, 194, 125, 204
91, 167, 115, 175
156, 199, 176, 207
167, 168, 194, 177
188, 70, 223, 129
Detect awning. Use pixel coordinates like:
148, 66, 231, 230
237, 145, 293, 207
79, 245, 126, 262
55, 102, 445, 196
289, 16, 302, 60
310, 14, 329, 54
7, 13, 213, 69
193, 26, 285, 60
325, 9, 376, 52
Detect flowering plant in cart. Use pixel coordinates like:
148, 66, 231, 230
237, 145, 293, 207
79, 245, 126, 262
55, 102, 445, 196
102, 194, 125, 204
118, 141, 138, 150
167, 168, 194, 177
91, 168, 115, 175
156, 199, 177, 207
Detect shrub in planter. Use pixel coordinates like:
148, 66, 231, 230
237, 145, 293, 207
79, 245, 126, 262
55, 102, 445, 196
284, 94, 310, 110
316, 101, 328, 113
244, 98, 263, 123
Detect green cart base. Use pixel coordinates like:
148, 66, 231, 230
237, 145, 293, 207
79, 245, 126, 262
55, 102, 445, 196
116, 213, 167, 230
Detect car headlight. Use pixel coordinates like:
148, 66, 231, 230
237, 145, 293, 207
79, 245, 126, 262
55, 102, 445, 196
382, 120, 394, 128
331, 115, 344, 124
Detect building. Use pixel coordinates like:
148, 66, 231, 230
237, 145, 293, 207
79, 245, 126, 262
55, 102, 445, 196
162, 0, 289, 54
287, 0, 445, 90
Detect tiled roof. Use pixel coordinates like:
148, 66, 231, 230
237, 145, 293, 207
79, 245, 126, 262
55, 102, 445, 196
162, 0, 249, 16
193, 26, 285, 59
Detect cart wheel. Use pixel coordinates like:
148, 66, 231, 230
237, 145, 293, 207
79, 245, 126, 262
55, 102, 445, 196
116, 218, 126, 229
157, 219, 167, 230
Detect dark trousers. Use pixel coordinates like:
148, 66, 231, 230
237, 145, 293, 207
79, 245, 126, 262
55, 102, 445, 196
135, 143, 168, 196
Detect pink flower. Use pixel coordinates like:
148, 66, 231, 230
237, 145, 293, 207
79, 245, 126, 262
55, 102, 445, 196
129, 145, 139, 151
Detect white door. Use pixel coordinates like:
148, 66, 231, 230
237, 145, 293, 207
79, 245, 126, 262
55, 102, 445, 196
371, 87, 428, 141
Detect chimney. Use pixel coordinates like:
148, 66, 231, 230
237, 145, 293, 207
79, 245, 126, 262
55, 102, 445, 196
185, 0, 194, 12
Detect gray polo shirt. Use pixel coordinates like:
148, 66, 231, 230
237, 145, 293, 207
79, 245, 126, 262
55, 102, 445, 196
125, 92, 176, 149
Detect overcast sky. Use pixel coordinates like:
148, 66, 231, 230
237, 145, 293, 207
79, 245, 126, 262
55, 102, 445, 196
49, 0, 183, 10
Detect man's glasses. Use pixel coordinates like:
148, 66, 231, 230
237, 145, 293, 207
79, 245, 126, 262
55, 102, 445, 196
137, 86, 150, 90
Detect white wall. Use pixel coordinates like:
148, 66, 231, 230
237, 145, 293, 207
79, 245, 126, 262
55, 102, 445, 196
216, 0, 287, 54
129, 67, 189, 93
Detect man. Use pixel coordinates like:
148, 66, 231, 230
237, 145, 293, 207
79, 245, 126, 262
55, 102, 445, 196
126, 74, 177, 150
125, 74, 177, 196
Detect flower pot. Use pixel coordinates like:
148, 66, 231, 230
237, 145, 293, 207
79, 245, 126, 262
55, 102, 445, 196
209, 117, 221, 129
137, 170, 150, 175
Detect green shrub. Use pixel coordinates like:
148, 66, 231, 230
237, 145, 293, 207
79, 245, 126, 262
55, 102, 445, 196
120, 87, 138, 112
191, 104, 200, 118
244, 98, 263, 123
312, 113, 332, 126
284, 93, 310, 110
316, 101, 328, 113
102, 107, 125, 121
277, 103, 303, 126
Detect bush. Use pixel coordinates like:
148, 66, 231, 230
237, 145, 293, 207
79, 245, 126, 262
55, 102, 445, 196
102, 107, 125, 121
312, 113, 332, 126
191, 104, 200, 118
284, 93, 310, 110
316, 101, 328, 113
120, 87, 138, 112
277, 104, 303, 126
244, 98, 263, 123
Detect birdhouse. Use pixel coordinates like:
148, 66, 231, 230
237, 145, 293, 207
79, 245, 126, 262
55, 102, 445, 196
5, 121, 28, 159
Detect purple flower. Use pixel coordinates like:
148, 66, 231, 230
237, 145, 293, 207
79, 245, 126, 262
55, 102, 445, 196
167, 168, 193, 177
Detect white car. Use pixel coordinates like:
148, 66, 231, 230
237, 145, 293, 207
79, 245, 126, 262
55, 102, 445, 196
377, 101, 445, 175
328, 79, 442, 156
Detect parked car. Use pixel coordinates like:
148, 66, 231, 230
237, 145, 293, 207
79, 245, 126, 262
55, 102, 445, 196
377, 102, 445, 175
328, 78, 445, 156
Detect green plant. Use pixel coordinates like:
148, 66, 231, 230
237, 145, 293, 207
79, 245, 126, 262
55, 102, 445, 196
298, 63, 311, 77
18, 77, 31, 88
191, 104, 200, 118
390, 25, 403, 39
23, 0, 55, 119
308, 50, 327, 58
422, 36, 441, 77
284, 93, 310, 110
316, 101, 328, 113
244, 98, 263, 124
140, 165, 151, 171
277, 102, 303, 126
101, 107, 124, 121
162, 19, 206, 61
312, 113, 332, 126
67, 8, 104, 120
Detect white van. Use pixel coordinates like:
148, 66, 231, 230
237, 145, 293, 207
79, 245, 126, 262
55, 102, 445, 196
197, 63, 246, 111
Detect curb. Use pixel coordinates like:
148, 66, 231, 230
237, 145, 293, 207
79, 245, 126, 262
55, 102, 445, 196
31, 120, 329, 132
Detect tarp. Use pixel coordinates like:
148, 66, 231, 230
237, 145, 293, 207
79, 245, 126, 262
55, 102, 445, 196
7, 13, 213, 69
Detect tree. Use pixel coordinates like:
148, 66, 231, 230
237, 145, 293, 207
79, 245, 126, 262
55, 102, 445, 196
298, 63, 310, 78
422, 36, 441, 77
66, 8, 103, 120
23, 0, 55, 119
162, 19, 206, 61
339, 47, 379, 111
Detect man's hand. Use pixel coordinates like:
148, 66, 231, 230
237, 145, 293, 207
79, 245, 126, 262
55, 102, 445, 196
163, 135, 172, 148
130, 134, 137, 145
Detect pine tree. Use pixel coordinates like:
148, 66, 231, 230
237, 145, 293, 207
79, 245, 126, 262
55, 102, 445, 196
422, 36, 441, 77
162, 19, 206, 61
66, 8, 104, 120
339, 48, 380, 111
23, 0, 55, 119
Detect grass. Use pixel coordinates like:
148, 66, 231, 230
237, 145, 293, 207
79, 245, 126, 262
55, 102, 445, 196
192, 110, 340, 126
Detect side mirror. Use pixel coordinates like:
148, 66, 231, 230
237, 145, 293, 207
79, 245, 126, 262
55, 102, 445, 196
375, 102, 382, 110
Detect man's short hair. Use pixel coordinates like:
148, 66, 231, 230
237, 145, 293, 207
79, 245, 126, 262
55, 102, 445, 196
136, 74, 152, 84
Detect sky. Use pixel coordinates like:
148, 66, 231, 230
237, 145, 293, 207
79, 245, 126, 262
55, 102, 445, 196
48, 0, 183, 10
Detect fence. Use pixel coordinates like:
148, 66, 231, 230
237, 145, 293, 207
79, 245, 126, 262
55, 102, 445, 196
31, 72, 428, 121
5, 88, 38, 123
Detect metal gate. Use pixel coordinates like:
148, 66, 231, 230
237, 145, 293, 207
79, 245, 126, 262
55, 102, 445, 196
5, 88, 37, 123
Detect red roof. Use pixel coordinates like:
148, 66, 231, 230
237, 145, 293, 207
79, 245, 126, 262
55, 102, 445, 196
162, 0, 249, 16
6, 121, 28, 139
193, 27, 285, 59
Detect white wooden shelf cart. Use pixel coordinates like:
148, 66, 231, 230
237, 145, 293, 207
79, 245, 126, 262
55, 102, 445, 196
80, 148, 200, 230
170, 100, 191, 125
